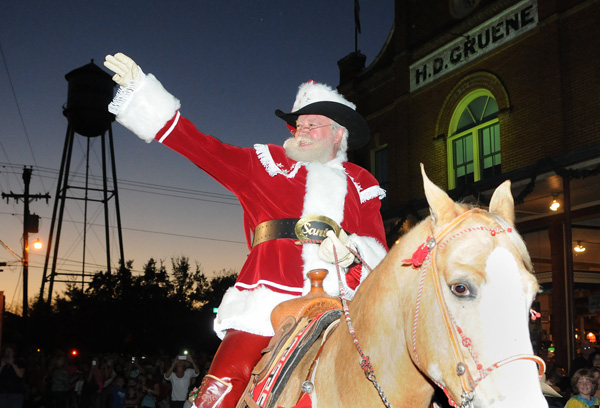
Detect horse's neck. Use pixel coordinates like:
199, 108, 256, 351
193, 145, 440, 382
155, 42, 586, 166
318, 223, 435, 406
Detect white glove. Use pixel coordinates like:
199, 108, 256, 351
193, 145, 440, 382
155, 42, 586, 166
104, 52, 141, 87
318, 230, 356, 267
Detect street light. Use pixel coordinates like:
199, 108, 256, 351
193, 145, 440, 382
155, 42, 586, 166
25, 238, 43, 251
574, 241, 586, 253
549, 193, 561, 211
32, 239, 42, 250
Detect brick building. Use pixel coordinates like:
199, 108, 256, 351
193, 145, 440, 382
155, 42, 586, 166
338, 0, 600, 372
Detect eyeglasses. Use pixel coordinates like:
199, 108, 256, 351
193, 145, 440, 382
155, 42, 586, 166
292, 122, 333, 136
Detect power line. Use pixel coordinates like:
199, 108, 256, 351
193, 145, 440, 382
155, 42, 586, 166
0, 210, 246, 245
0, 162, 239, 205
0, 42, 44, 191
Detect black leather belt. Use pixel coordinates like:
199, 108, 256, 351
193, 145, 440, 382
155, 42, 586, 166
252, 216, 342, 247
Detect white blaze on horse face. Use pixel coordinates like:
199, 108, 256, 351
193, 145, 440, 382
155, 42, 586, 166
471, 246, 545, 407
479, 247, 531, 354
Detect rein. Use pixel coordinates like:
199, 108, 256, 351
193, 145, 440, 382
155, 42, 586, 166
332, 248, 393, 408
297, 238, 391, 406
404, 209, 546, 408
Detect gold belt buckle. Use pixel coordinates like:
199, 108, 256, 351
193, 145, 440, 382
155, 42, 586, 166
294, 215, 341, 243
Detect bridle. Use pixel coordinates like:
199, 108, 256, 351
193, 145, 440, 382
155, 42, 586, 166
404, 208, 546, 408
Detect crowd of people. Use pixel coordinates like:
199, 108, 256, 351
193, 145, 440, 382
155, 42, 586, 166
7, 342, 600, 407
0, 343, 211, 408
539, 346, 600, 408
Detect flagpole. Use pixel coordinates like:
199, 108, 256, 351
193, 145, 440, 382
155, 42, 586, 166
354, 0, 361, 53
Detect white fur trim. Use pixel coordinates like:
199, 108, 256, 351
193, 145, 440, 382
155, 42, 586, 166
299, 161, 352, 297
292, 82, 356, 112
109, 72, 181, 143
108, 67, 145, 115
254, 144, 303, 178
234, 279, 303, 293
345, 174, 386, 203
301, 162, 347, 218
360, 185, 386, 203
214, 286, 297, 339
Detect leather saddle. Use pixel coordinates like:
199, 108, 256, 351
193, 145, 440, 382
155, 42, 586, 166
237, 269, 343, 408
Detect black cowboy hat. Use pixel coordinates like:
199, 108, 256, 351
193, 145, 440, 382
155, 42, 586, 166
275, 101, 370, 150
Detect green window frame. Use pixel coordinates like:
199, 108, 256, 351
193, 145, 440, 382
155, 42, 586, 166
447, 89, 501, 190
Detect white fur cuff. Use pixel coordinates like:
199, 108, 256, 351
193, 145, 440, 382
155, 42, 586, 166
109, 73, 181, 143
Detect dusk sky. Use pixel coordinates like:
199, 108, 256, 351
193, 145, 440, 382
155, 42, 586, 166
0, 1, 393, 312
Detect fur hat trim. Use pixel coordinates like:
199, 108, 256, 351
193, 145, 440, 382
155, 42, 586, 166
275, 81, 370, 150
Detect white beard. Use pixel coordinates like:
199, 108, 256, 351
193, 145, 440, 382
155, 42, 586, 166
283, 136, 335, 163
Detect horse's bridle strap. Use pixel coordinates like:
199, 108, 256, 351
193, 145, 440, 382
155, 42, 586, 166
474, 354, 546, 384
429, 210, 479, 393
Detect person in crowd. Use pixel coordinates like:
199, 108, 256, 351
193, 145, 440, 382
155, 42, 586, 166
113, 375, 127, 408
140, 368, 161, 408
126, 356, 144, 380
26, 351, 48, 408
565, 368, 600, 408
545, 364, 568, 395
571, 343, 597, 377
84, 357, 105, 408
541, 373, 566, 408
0, 344, 26, 408
591, 367, 600, 400
124, 376, 141, 408
590, 352, 600, 370
49, 352, 72, 407
164, 355, 200, 408
100, 356, 118, 408
104, 51, 388, 408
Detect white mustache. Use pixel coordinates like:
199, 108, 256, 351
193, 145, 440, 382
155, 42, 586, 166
293, 136, 312, 145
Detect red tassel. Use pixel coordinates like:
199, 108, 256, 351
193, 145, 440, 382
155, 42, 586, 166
402, 237, 432, 268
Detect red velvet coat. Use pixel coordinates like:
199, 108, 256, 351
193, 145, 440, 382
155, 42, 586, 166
110, 74, 388, 337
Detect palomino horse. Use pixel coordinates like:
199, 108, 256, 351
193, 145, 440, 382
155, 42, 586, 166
273, 166, 547, 408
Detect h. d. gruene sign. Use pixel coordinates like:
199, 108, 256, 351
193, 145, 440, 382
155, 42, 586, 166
410, 0, 538, 92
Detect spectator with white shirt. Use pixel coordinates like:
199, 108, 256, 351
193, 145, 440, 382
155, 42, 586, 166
164, 356, 199, 408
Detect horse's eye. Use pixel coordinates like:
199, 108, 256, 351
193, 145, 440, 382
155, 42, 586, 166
450, 283, 471, 297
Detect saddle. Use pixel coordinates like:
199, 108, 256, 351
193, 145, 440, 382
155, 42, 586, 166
237, 269, 343, 408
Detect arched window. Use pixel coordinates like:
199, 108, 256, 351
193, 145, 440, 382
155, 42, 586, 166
447, 89, 500, 190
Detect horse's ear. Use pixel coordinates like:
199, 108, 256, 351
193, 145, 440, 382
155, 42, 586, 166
421, 163, 457, 226
489, 180, 515, 226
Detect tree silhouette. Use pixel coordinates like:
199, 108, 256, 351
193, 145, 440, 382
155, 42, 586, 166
17, 257, 238, 357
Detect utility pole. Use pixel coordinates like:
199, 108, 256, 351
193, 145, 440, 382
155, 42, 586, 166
2, 167, 50, 317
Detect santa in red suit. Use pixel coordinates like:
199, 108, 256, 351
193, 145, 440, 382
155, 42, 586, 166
105, 53, 388, 408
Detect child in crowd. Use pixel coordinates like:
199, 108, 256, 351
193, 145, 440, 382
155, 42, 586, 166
565, 368, 600, 408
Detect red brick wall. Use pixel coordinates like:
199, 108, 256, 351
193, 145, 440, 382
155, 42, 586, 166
344, 0, 600, 207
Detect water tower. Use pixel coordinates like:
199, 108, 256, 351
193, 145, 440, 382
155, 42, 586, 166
40, 60, 125, 304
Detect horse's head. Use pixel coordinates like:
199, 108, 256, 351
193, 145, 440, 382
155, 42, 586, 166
407, 165, 546, 408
